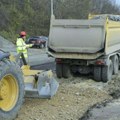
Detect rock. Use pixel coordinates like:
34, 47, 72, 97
61, 97, 65, 101
75, 92, 80, 96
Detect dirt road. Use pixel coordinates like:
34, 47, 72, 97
16, 77, 110, 120
14, 48, 120, 120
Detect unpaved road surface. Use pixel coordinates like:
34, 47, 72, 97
1, 39, 119, 120
15, 47, 120, 120
16, 73, 120, 120
16, 77, 111, 120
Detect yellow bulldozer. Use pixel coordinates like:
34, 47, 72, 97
0, 50, 59, 120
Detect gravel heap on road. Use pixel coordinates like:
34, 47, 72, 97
104, 73, 120, 98
16, 75, 116, 120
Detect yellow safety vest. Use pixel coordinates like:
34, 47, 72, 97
16, 38, 31, 58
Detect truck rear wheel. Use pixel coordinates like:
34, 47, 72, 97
39, 44, 44, 49
0, 59, 24, 120
56, 63, 62, 78
62, 64, 71, 78
102, 60, 113, 83
93, 66, 102, 82
113, 55, 119, 75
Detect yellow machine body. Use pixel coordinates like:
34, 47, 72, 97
9, 54, 59, 98
22, 65, 59, 98
0, 74, 19, 111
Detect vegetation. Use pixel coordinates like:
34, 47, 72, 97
0, 0, 119, 42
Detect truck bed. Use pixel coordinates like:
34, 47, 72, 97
49, 19, 106, 54
48, 15, 120, 59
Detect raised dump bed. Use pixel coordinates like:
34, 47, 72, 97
48, 14, 120, 82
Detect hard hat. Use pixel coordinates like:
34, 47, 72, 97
20, 31, 26, 36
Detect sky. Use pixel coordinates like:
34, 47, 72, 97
116, 0, 120, 5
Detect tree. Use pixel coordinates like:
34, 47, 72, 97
0, 0, 119, 42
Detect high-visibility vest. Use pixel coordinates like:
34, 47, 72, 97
16, 38, 31, 58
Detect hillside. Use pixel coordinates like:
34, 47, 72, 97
0, 0, 119, 43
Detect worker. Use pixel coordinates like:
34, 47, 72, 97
16, 31, 33, 66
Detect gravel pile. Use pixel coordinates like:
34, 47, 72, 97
16, 76, 112, 120
16, 70, 120, 120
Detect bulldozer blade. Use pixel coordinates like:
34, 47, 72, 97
37, 71, 59, 99
24, 76, 40, 98
24, 70, 59, 99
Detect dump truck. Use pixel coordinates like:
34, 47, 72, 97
48, 4, 120, 82
0, 50, 59, 120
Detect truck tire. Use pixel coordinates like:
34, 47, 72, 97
93, 66, 102, 82
0, 59, 24, 120
113, 55, 119, 75
56, 63, 62, 78
102, 59, 113, 83
62, 64, 71, 78
39, 44, 44, 49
